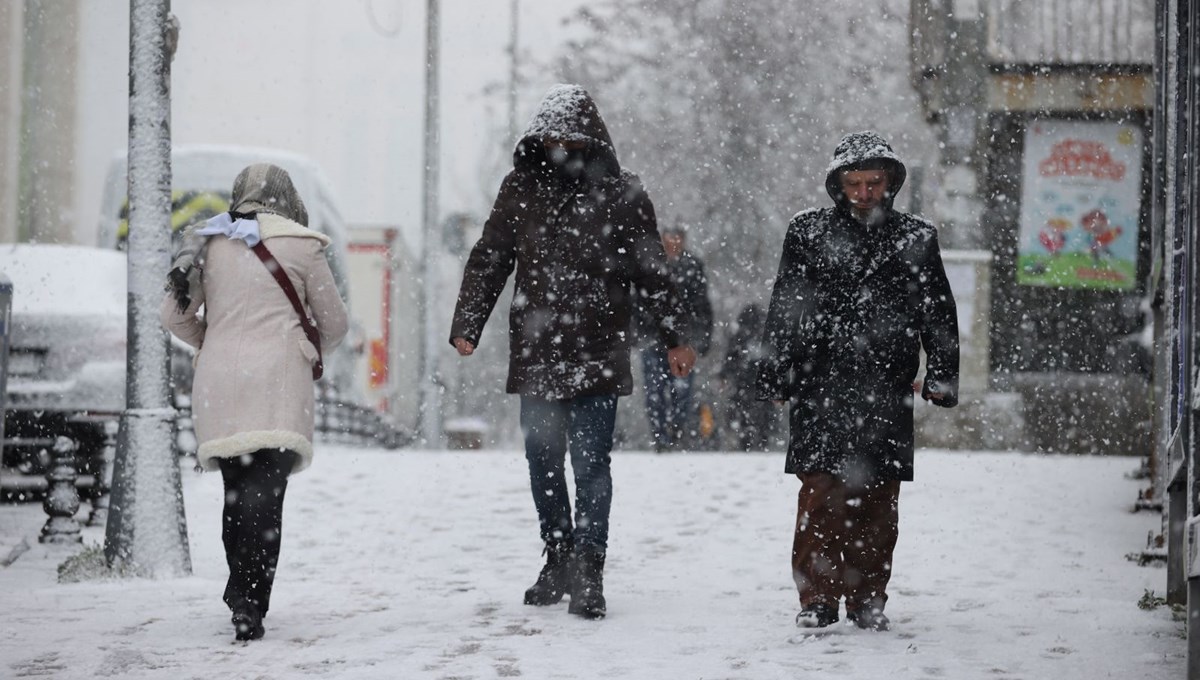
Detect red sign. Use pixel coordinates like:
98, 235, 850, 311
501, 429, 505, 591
1038, 139, 1126, 181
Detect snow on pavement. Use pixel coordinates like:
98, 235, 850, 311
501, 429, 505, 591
0, 447, 1185, 679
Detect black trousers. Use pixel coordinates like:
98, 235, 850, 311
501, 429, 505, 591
218, 449, 298, 616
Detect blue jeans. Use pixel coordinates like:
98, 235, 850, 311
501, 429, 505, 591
641, 347, 694, 446
520, 394, 617, 553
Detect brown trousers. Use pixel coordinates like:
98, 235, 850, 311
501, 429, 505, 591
792, 472, 901, 613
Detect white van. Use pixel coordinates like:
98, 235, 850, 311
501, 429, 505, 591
98, 145, 365, 405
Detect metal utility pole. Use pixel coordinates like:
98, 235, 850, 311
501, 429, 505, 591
417, 0, 442, 447
17, 0, 79, 245
104, 0, 190, 577
0, 2, 22, 243
508, 0, 519, 143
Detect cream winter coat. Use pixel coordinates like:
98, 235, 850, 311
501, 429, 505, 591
160, 213, 349, 474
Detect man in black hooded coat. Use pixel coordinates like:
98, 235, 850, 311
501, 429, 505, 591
757, 131, 959, 631
450, 85, 697, 620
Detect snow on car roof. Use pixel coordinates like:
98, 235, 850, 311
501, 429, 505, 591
0, 243, 127, 317
98, 144, 344, 249
128, 144, 324, 193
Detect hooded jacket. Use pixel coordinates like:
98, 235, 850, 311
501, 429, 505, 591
450, 84, 684, 398
757, 131, 959, 482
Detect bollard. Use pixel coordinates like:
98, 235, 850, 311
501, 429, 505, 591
173, 392, 197, 457
40, 436, 82, 544
316, 393, 330, 436
444, 416, 488, 450
87, 420, 118, 528
329, 402, 345, 442
0, 273, 11, 473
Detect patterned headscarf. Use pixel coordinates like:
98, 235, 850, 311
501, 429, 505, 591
166, 163, 308, 312
229, 163, 308, 226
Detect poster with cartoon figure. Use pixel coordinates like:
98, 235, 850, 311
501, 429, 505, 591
1016, 120, 1143, 290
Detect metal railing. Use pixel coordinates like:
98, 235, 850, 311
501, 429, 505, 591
172, 388, 410, 456
314, 395, 410, 449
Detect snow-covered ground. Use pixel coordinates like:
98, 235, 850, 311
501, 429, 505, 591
0, 447, 1184, 679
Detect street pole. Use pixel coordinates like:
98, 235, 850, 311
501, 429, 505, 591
417, 0, 442, 447
17, 0, 79, 245
0, 2, 22, 243
104, 0, 190, 577
509, 0, 519, 144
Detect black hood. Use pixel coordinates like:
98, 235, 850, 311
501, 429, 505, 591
823, 131, 907, 211
513, 84, 621, 181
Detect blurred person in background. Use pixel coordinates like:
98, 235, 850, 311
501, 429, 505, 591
634, 224, 713, 451
720, 303, 776, 451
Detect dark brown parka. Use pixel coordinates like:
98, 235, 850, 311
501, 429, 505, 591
757, 132, 959, 482
450, 85, 684, 399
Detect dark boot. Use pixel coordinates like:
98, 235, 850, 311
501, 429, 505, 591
847, 600, 890, 631
231, 598, 265, 641
568, 551, 606, 619
795, 602, 839, 628
524, 540, 574, 606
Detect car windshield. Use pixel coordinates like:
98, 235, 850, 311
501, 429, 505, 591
0, 244, 126, 317
114, 189, 232, 250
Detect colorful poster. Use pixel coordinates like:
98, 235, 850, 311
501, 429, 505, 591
1016, 120, 1143, 290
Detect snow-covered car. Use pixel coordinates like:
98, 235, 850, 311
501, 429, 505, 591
0, 243, 126, 497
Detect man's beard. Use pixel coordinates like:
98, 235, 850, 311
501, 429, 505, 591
850, 205, 887, 227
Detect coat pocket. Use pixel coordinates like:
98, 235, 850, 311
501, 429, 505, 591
291, 327, 318, 364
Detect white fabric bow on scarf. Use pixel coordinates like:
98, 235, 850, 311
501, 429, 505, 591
195, 212, 261, 246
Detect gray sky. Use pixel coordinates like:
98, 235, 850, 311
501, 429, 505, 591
76, 0, 587, 249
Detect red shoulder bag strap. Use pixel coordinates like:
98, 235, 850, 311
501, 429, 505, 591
251, 241, 324, 381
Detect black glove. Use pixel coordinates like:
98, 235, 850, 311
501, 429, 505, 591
168, 267, 192, 313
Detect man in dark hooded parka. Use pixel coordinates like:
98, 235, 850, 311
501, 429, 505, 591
450, 84, 697, 620
757, 131, 959, 632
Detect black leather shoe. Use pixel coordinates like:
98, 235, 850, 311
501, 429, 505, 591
231, 600, 265, 641
847, 607, 890, 631
795, 603, 839, 628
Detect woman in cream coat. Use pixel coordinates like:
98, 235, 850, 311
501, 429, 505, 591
161, 163, 348, 641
